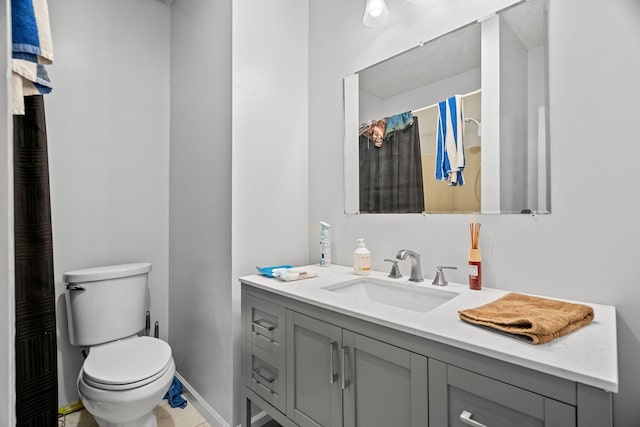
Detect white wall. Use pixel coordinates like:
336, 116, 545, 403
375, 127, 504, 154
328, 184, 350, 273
308, 0, 640, 425
0, 0, 15, 424
169, 0, 233, 424
232, 0, 309, 423
46, 0, 171, 407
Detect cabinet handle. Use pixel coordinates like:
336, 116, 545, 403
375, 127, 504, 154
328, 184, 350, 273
252, 319, 275, 332
459, 410, 488, 427
341, 346, 349, 390
252, 378, 277, 396
252, 368, 275, 384
329, 341, 337, 384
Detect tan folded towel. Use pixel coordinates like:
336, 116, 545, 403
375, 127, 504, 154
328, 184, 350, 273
458, 293, 594, 344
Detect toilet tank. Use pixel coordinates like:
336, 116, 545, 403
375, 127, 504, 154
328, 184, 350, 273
64, 263, 152, 346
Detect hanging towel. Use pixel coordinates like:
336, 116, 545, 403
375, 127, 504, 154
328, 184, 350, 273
363, 118, 387, 147
164, 377, 188, 409
385, 111, 414, 137
458, 293, 595, 345
435, 95, 465, 186
11, 0, 54, 115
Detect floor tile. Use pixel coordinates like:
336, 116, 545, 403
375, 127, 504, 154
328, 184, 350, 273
58, 396, 207, 427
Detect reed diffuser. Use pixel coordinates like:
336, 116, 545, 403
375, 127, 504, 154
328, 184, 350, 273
468, 222, 482, 290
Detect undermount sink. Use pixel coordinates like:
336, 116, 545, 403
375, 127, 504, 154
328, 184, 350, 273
322, 277, 459, 313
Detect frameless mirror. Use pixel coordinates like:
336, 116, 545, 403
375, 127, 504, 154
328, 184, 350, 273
344, 0, 550, 215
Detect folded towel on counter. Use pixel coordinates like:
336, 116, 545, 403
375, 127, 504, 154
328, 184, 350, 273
11, 0, 54, 114
458, 293, 594, 344
257, 265, 294, 278
271, 267, 318, 282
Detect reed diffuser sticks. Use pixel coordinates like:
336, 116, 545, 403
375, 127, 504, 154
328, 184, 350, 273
470, 222, 480, 249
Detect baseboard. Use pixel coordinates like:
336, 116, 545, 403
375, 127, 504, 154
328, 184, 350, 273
175, 372, 273, 427
175, 372, 230, 427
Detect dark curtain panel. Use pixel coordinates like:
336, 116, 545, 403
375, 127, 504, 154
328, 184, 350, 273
13, 96, 58, 426
359, 117, 425, 213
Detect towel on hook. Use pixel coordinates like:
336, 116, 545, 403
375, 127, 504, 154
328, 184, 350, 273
11, 0, 54, 114
435, 95, 465, 185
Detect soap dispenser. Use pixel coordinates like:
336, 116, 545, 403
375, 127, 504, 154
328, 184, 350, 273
353, 238, 371, 276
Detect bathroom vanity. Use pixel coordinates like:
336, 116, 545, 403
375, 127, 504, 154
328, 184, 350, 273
240, 265, 617, 427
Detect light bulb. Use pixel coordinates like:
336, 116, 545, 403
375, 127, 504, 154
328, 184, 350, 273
363, 0, 390, 28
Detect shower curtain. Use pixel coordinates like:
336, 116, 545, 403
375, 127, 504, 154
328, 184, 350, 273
13, 95, 58, 426
359, 116, 425, 213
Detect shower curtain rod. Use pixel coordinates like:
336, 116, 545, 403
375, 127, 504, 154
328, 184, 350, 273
412, 88, 482, 114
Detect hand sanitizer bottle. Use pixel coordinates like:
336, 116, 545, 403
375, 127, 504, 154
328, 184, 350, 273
320, 222, 331, 267
353, 238, 371, 275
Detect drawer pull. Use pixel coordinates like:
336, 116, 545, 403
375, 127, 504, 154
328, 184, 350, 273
341, 346, 350, 390
253, 331, 277, 344
460, 410, 488, 427
252, 319, 275, 332
329, 341, 337, 384
252, 368, 275, 384
252, 378, 277, 396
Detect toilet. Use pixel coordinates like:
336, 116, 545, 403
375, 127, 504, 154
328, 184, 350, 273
64, 263, 175, 427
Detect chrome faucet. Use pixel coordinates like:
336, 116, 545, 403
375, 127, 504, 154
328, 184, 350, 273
396, 249, 423, 282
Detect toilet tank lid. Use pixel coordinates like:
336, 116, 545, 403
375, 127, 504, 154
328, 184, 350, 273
63, 263, 152, 283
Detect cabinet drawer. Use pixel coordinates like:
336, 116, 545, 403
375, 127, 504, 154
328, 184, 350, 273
246, 295, 285, 357
247, 344, 285, 411
429, 360, 576, 427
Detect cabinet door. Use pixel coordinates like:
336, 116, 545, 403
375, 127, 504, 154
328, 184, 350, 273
286, 310, 343, 427
429, 359, 576, 427
342, 330, 428, 427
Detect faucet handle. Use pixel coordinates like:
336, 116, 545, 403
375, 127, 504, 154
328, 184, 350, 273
384, 259, 403, 279
432, 266, 457, 286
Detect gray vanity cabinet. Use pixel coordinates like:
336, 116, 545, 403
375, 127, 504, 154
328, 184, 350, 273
285, 310, 429, 427
428, 359, 576, 427
285, 310, 342, 427
241, 284, 612, 427
341, 330, 428, 427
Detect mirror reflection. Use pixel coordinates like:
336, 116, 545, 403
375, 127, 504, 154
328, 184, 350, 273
347, 0, 549, 215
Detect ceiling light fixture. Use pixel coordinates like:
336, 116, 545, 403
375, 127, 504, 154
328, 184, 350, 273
362, 0, 390, 28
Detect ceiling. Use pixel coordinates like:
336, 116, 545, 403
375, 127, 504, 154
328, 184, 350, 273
359, 0, 547, 100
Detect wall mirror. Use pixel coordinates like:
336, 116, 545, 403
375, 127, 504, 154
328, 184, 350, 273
344, 0, 550, 215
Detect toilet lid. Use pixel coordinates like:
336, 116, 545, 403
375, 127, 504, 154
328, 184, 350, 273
83, 336, 172, 389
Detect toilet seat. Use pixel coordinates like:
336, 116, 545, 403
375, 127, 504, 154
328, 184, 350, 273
82, 336, 173, 391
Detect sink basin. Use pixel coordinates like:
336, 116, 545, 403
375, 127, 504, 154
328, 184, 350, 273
323, 278, 458, 313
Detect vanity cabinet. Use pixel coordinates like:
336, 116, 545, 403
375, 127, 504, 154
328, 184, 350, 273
241, 283, 613, 427
428, 359, 575, 427
286, 310, 428, 427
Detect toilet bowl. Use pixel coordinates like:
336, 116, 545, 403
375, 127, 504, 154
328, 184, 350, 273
64, 263, 175, 427
77, 336, 175, 427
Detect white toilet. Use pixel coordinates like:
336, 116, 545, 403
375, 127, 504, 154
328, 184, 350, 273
64, 263, 175, 427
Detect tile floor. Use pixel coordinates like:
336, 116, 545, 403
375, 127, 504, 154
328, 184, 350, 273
57, 391, 211, 427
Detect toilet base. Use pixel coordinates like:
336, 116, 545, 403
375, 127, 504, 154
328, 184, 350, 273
93, 410, 156, 427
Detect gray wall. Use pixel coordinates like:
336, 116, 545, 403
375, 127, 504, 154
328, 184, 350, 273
169, 0, 233, 424
308, 0, 640, 425
45, 0, 171, 407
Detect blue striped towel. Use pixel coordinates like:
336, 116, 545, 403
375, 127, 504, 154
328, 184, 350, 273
435, 95, 465, 186
11, 0, 54, 114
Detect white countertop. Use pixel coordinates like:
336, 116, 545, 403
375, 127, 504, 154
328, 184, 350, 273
240, 264, 618, 393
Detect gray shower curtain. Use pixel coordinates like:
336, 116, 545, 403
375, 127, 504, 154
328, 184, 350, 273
359, 116, 425, 213
13, 95, 58, 426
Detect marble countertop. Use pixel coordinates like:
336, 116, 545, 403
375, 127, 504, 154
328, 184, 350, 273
240, 264, 618, 393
